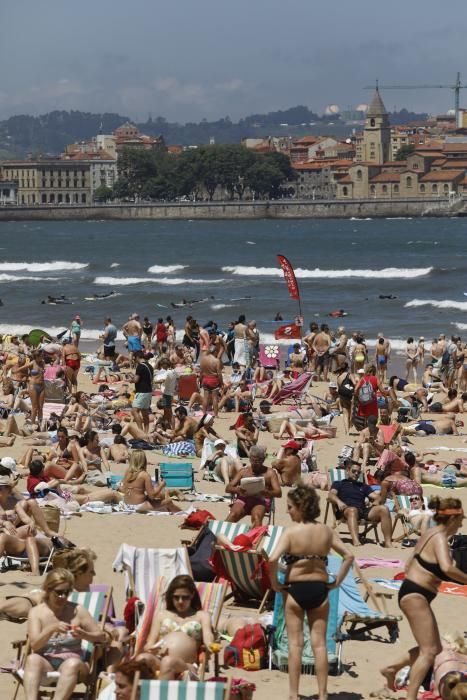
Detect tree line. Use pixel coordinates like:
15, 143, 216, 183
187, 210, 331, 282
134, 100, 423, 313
100, 145, 296, 201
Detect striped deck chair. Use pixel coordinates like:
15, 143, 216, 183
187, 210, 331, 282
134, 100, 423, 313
132, 577, 227, 678
269, 585, 343, 675
324, 468, 380, 544
41, 401, 66, 430
272, 372, 312, 405
12, 589, 109, 700
213, 524, 284, 610
132, 679, 231, 700
391, 494, 430, 542
112, 544, 190, 602
328, 555, 401, 643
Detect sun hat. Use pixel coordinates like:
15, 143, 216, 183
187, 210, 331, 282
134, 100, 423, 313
328, 382, 337, 388
0, 457, 17, 473
0, 475, 14, 487
357, 368, 365, 374
214, 438, 226, 447
283, 440, 301, 450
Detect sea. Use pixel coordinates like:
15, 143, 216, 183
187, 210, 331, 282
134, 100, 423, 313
0, 216, 466, 354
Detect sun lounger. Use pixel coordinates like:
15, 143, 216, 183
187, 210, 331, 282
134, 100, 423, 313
272, 372, 312, 405
324, 468, 380, 544
132, 678, 231, 700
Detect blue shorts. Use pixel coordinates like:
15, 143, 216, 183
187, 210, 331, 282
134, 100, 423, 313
132, 392, 152, 410
127, 336, 142, 352
161, 393, 173, 408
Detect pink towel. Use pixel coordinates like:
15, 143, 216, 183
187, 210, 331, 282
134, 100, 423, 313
356, 557, 405, 569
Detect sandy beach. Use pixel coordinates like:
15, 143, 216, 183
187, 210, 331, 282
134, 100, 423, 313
0, 359, 466, 700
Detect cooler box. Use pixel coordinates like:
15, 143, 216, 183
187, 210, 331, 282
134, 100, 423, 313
159, 462, 194, 491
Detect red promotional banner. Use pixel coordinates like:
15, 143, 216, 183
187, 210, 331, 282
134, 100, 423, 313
277, 255, 300, 300
274, 323, 301, 340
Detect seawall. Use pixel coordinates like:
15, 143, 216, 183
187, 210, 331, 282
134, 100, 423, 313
0, 197, 461, 221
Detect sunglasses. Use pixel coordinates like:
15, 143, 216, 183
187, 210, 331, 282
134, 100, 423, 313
52, 588, 71, 598
173, 594, 191, 601
409, 497, 421, 503
350, 469, 361, 475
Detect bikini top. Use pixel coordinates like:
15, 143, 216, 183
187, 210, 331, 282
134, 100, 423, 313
282, 552, 328, 566
159, 617, 202, 641
414, 531, 451, 581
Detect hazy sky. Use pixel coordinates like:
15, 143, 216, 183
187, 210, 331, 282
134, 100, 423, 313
1, 0, 467, 122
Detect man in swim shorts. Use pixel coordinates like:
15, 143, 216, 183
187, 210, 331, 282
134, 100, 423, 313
199, 344, 224, 417
122, 314, 143, 361
131, 351, 154, 432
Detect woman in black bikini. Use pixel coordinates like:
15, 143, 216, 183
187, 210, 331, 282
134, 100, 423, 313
381, 496, 467, 700
28, 349, 46, 427
269, 485, 353, 700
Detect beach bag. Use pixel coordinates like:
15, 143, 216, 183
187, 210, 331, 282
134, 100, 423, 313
189, 529, 216, 582
181, 510, 214, 530
450, 534, 467, 573
357, 378, 375, 405
41, 504, 61, 533
338, 373, 354, 400
224, 623, 267, 670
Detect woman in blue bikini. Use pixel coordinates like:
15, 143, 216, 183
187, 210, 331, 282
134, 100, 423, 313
269, 485, 354, 700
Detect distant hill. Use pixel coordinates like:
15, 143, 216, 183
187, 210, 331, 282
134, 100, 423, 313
0, 106, 429, 158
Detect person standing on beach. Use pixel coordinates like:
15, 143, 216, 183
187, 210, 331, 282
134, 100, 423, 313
312, 324, 332, 382
199, 344, 223, 417
380, 497, 467, 700
122, 314, 143, 362
101, 317, 117, 360
131, 350, 153, 433
70, 315, 81, 346
233, 314, 247, 369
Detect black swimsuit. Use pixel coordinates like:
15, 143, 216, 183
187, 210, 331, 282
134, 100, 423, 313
283, 553, 330, 610
399, 532, 456, 605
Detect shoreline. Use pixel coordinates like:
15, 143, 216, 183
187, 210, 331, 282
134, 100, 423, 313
0, 197, 462, 220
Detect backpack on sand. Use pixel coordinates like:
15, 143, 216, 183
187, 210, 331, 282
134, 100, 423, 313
338, 373, 354, 400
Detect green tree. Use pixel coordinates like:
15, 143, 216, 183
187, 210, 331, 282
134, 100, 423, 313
395, 144, 415, 161
93, 185, 112, 201
244, 160, 284, 199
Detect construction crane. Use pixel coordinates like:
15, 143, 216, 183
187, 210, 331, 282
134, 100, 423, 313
364, 73, 467, 123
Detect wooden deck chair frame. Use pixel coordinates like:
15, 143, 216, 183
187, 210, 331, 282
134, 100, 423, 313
391, 494, 429, 542
338, 562, 400, 643
11, 588, 111, 700
324, 469, 380, 545
131, 676, 232, 700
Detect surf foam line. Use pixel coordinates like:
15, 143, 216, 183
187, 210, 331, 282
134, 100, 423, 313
0, 274, 65, 282
94, 276, 224, 286
147, 264, 187, 273
222, 266, 433, 279
0, 261, 88, 272
405, 299, 467, 312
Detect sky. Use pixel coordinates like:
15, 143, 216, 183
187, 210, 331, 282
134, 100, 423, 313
1, 0, 467, 122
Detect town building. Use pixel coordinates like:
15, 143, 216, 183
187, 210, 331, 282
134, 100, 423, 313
1, 159, 92, 205
0, 179, 17, 205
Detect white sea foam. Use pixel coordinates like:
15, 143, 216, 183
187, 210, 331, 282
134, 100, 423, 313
0, 261, 87, 272
210, 303, 234, 310
0, 274, 64, 282
405, 299, 467, 312
453, 323, 467, 331
110, 263, 120, 268
94, 276, 224, 286
147, 264, 187, 274
222, 266, 433, 279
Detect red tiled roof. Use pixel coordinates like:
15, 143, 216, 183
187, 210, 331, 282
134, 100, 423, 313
420, 170, 465, 182
443, 143, 467, 153
369, 172, 401, 183
293, 136, 319, 145
381, 161, 407, 167
441, 159, 467, 168
337, 175, 353, 184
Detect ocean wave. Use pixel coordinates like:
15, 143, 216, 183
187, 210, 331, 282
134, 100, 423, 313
0, 261, 87, 272
453, 323, 467, 331
0, 274, 64, 282
147, 264, 187, 274
211, 303, 234, 310
222, 266, 433, 279
405, 299, 467, 312
110, 263, 120, 268
94, 276, 224, 286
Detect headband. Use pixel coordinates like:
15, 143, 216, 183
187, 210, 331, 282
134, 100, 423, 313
436, 508, 464, 516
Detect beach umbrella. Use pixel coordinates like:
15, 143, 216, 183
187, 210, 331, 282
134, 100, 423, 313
27, 328, 53, 347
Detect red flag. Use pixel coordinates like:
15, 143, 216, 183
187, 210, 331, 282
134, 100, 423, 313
274, 323, 301, 340
277, 255, 300, 300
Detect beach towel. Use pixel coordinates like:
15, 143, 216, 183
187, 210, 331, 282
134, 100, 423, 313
161, 441, 196, 457
369, 578, 403, 592
234, 338, 247, 366
438, 582, 467, 596
356, 558, 405, 569
112, 544, 189, 602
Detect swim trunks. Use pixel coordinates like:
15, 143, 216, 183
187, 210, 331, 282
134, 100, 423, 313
234, 495, 271, 514
127, 336, 142, 352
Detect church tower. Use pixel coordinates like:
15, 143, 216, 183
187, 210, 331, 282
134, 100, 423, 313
362, 87, 391, 164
